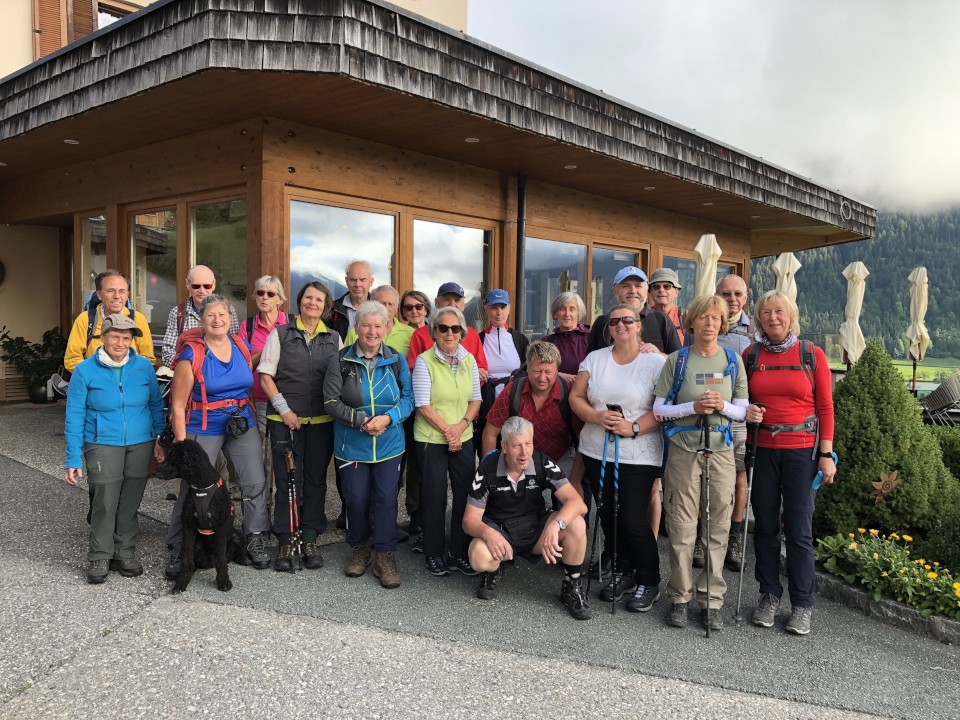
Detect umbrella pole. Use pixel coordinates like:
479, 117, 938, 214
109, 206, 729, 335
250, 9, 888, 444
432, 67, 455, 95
912, 360, 918, 396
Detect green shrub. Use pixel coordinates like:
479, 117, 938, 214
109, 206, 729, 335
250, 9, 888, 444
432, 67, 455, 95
930, 425, 960, 479
814, 342, 960, 536
919, 500, 960, 572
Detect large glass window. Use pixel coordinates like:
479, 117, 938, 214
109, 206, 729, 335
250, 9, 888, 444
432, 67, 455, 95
414, 220, 488, 331
290, 201, 395, 311
591, 247, 639, 322
663, 256, 736, 309
79, 215, 107, 310
131, 209, 177, 340
193, 199, 248, 323
522, 237, 587, 339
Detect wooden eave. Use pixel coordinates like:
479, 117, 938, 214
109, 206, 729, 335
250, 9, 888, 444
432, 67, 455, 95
0, 0, 875, 256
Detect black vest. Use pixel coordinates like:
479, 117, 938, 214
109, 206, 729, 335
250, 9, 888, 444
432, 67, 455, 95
273, 324, 338, 418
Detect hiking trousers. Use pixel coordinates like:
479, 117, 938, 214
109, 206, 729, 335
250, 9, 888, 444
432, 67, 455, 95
84, 441, 152, 561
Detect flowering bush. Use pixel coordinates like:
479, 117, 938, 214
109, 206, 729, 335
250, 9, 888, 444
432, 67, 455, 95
815, 529, 960, 621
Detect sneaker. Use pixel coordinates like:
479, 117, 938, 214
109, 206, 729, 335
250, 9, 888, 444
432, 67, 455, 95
786, 606, 812, 636
625, 584, 660, 613
692, 535, 705, 568
302, 542, 324, 569
411, 533, 424, 554
246, 533, 271, 569
335, 509, 347, 530
752, 592, 780, 628
599, 572, 637, 602
274, 544, 294, 572
700, 608, 723, 631
590, 554, 612, 581
109, 557, 143, 577
665, 602, 688, 628
725, 531, 743, 571
373, 551, 401, 589
87, 559, 109, 584
165, 543, 182, 581
446, 554, 478, 576
426, 556, 450, 577
345, 544, 372, 577
560, 576, 592, 620
477, 565, 506, 600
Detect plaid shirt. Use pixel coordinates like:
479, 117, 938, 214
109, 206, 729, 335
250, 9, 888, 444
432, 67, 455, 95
161, 300, 240, 366
486, 377, 582, 462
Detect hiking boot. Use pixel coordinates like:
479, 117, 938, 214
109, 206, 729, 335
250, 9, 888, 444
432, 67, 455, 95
665, 602, 688, 628
302, 542, 324, 569
165, 543, 182, 581
373, 551, 401, 589
599, 572, 637, 602
786, 606, 813, 636
87, 559, 109, 584
246, 532, 271, 569
590, 554, 612, 581
626, 584, 660, 613
700, 608, 723, 631
274, 544, 294, 572
446, 554, 478, 576
109, 557, 143, 577
345, 544, 372, 577
411, 533, 424, 554
426, 556, 450, 577
335, 509, 347, 530
692, 535, 705, 568
752, 592, 780, 628
725, 531, 744, 571
560, 576, 592, 620
477, 565, 506, 600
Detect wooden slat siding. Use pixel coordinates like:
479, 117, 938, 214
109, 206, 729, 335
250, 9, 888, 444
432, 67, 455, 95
35, 0, 66, 60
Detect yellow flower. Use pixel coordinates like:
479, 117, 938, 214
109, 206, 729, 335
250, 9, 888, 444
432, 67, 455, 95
917, 558, 926, 565
848, 542, 858, 550
869, 529, 879, 536
848, 533, 855, 539
857, 527, 866, 534
900, 568, 907, 574
903, 535, 913, 542
881, 571, 888, 577
925, 564, 931, 571
928, 571, 938, 579
954, 582, 960, 598
872, 552, 879, 559
934, 562, 940, 567
890, 532, 900, 541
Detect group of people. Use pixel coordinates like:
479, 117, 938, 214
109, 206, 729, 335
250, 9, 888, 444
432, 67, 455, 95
61, 257, 836, 634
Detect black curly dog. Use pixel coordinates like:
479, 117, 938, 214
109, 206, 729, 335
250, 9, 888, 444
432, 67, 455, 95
155, 439, 247, 593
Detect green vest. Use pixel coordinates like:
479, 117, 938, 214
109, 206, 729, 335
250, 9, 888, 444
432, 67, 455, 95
414, 347, 476, 444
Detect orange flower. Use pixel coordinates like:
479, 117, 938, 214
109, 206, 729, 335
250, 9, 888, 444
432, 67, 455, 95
903, 535, 913, 542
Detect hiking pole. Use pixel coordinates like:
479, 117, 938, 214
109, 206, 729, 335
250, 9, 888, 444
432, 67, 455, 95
611, 432, 620, 616
699, 416, 713, 638
284, 427, 303, 573
586, 431, 609, 597
735, 402, 763, 625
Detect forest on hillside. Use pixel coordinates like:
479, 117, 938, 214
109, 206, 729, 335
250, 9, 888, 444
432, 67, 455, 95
750, 208, 960, 360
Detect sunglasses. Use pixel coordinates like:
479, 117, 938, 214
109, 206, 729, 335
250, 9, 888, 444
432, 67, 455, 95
403, 302, 425, 312
649, 283, 675, 291
436, 324, 463, 334
608, 316, 638, 327
190, 283, 214, 290
255, 289, 278, 298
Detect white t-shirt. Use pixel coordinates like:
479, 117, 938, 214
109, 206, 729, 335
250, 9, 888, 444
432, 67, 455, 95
578, 347, 666, 467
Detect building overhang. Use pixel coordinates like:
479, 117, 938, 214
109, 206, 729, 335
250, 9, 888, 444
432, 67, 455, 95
0, 0, 875, 255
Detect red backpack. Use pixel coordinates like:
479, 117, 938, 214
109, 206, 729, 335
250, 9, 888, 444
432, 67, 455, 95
173, 328, 254, 431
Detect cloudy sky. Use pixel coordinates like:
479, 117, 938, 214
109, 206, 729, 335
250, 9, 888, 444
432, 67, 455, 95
468, 1, 960, 212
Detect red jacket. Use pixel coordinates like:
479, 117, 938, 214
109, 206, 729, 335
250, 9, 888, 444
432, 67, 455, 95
407, 325, 489, 371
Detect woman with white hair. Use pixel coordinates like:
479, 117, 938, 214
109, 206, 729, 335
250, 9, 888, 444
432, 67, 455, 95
542, 291, 590, 382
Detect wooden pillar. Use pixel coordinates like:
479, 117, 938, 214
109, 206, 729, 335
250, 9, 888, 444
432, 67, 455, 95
248, 177, 285, 312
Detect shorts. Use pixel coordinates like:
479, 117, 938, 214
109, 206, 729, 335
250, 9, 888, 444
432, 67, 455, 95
483, 512, 553, 562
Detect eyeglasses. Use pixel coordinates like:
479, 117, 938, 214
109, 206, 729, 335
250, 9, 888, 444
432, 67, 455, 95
436, 324, 463, 334
608, 316, 638, 327
403, 303, 425, 312
190, 283, 214, 291
720, 291, 746, 298
649, 283, 675, 291
101, 288, 129, 296
255, 289, 278, 298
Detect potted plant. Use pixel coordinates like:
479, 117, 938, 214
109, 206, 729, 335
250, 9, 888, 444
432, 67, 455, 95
0, 326, 67, 403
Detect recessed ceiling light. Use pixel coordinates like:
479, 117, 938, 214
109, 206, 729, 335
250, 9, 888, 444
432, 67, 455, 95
564, 164, 577, 170
0, 162, 6, 167
464, 137, 480, 143
702, 202, 714, 206
64, 139, 80, 145
751, 215, 762, 219
643, 186, 656, 191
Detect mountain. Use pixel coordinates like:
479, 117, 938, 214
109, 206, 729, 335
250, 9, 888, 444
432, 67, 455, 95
750, 208, 960, 359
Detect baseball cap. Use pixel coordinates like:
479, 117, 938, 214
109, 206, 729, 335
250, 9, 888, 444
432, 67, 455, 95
484, 289, 510, 306
436, 282, 465, 298
648, 268, 682, 289
613, 266, 648, 285
101, 313, 143, 337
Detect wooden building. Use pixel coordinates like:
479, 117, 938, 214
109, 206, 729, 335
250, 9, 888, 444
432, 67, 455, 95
0, 0, 874, 400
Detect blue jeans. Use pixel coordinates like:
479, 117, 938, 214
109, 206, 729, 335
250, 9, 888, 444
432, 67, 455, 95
340, 457, 402, 551
751, 446, 817, 608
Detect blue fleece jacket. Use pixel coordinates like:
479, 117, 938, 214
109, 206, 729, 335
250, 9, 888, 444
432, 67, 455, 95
64, 349, 165, 469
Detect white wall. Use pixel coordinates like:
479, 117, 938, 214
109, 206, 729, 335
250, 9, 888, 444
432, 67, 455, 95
0, 225, 60, 342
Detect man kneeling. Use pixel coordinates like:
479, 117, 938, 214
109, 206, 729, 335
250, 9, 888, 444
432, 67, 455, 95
463, 416, 591, 620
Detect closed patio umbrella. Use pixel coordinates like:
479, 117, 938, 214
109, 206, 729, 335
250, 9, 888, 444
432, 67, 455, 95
906, 266, 931, 393
693, 234, 722, 299
838, 261, 869, 365
772, 252, 802, 303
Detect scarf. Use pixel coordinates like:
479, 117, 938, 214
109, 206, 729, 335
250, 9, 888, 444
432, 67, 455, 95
97, 347, 131, 368
761, 333, 798, 354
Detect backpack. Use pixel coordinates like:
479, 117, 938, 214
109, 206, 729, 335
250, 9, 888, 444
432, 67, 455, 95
173, 328, 253, 431
507, 375, 578, 449
744, 339, 820, 444
662, 345, 739, 447
244, 313, 289, 340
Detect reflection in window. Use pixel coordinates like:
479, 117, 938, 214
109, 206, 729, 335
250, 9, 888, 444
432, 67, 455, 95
193, 200, 248, 322
663, 257, 735, 308
522, 237, 587, 339
131, 210, 177, 339
290, 201, 394, 311
591, 247, 639, 322
414, 220, 488, 331
79, 215, 107, 310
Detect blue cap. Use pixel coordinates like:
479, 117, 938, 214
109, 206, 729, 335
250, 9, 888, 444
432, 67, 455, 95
484, 289, 510, 306
613, 266, 648, 285
437, 282, 465, 298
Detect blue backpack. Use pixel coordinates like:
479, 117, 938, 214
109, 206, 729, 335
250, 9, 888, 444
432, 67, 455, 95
662, 346, 739, 447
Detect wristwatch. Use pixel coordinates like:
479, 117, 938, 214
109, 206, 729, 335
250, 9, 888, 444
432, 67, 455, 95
818, 451, 838, 461
555, 517, 567, 530
632, 421, 640, 438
